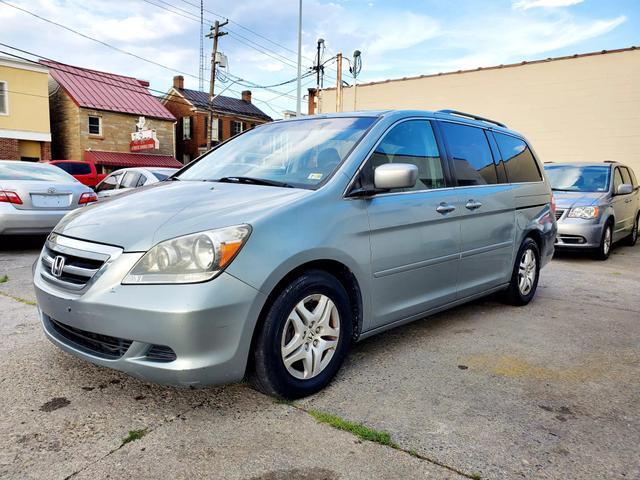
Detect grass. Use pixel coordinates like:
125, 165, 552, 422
121, 429, 147, 445
0, 275, 8, 283
0, 291, 36, 306
308, 409, 397, 448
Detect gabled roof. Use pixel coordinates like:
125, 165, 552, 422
41, 60, 175, 121
173, 87, 272, 121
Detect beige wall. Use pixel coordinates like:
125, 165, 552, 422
0, 59, 50, 136
319, 49, 640, 174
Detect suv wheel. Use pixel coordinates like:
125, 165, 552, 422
595, 221, 613, 260
624, 213, 639, 246
502, 237, 540, 306
249, 270, 352, 399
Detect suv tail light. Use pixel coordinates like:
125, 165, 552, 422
0, 190, 23, 205
79, 192, 98, 205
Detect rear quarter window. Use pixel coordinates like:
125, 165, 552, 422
494, 133, 542, 183
54, 162, 92, 175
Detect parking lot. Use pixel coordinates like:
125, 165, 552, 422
1, 237, 638, 480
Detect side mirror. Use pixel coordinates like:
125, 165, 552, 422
374, 163, 418, 190
617, 183, 633, 195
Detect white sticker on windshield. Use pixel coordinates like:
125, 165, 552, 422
308, 173, 323, 180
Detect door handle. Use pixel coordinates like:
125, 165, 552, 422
436, 203, 456, 215
465, 199, 483, 210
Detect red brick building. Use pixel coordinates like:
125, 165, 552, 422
163, 76, 272, 164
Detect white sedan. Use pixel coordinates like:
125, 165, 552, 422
95, 167, 178, 200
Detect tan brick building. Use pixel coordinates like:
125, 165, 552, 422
316, 46, 640, 174
44, 60, 180, 171
163, 76, 271, 164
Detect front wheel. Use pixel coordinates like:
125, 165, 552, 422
249, 270, 352, 399
502, 237, 540, 306
595, 222, 613, 260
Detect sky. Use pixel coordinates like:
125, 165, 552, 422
0, 0, 637, 118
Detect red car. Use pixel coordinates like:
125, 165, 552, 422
48, 161, 107, 188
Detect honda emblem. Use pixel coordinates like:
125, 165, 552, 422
51, 255, 65, 277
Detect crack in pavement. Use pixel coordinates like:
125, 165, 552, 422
285, 401, 478, 480
63, 399, 208, 479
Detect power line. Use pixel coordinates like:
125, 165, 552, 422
0, 46, 292, 115
0, 2, 295, 110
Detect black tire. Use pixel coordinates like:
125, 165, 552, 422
623, 213, 639, 246
594, 221, 613, 260
249, 270, 352, 399
502, 237, 541, 306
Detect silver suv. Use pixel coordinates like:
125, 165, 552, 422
34, 110, 556, 398
544, 162, 640, 259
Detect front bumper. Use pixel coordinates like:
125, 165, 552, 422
555, 219, 604, 249
34, 241, 267, 387
0, 205, 70, 235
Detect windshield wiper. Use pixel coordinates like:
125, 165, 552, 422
551, 188, 574, 191
216, 176, 294, 188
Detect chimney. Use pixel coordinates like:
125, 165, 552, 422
307, 88, 317, 115
241, 90, 252, 103
173, 75, 184, 89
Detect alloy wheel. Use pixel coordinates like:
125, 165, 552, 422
518, 248, 537, 296
280, 294, 341, 380
603, 226, 612, 255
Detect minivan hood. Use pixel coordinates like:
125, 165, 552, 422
54, 181, 311, 251
553, 191, 607, 209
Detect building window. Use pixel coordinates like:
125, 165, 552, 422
212, 117, 219, 141
88, 115, 101, 135
231, 120, 244, 136
183, 116, 191, 140
0, 81, 8, 115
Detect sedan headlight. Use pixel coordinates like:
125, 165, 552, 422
567, 206, 599, 220
123, 225, 251, 284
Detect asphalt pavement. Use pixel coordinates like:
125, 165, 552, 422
1, 235, 638, 479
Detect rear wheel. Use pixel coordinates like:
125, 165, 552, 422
502, 237, 540, 306
595, 221, 613, 260
624, 213, 639, 246
249, 270, 352, 399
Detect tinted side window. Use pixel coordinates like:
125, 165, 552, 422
613, 168, 623, 192
369, 120, 444, 191
620, 167, 632, 186
96, 173, 122, 192
68, 163, 91, 175
440, 122, 497, 186
494, 133, 542, 183
627, 168, 638, 188
53, 163, 73, 173
121, 171, 141, 188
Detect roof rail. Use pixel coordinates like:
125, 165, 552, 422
437, 109, 507, 128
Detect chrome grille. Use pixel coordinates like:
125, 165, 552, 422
555, 209, 565, 220
40, 234, 122, 291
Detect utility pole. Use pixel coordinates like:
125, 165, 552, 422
198, 0, 204, 91
206, 19, 228, 150
295, 0, 303, 116
314, 38, 324, 92
336, 53, 343, 113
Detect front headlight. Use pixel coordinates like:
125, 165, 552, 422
567, 206, 599, 220
122, 225, 251, 284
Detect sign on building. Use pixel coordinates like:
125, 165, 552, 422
130, 116, 159, 151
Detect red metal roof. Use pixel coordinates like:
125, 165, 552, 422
42, 60, 175, 121
85, 150, 182, 168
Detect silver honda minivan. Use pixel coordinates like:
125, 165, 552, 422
34, 110, 556, 398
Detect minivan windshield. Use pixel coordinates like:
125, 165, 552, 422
544, 165, 610, 193
177, 117, 376, 189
